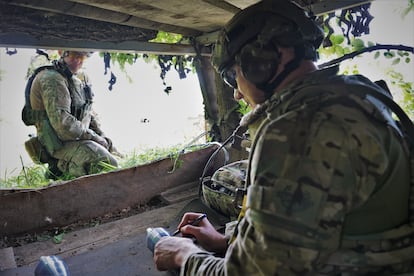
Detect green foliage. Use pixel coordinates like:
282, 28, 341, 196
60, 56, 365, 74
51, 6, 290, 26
340, 64, 360, 75
100, 31, 195, 93
52, 232, 65, 244
150, 31, 183, 44
0, 164, 52, 188
0, 144, 205, 189
237, 100, 251, 116
102, 52, 140, 71
403, 0, 414, 17
351, 38, 365, 51
118, 145, 182, 169
318, 3, 413, 118
386, 69, 414, 118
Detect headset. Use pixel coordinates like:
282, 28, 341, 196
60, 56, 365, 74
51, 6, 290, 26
213, 0, 324, 95
235, 15, 304, 89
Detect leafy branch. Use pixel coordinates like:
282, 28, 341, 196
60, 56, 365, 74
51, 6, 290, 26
101, 31, 195, 93
319, 44, 414, 68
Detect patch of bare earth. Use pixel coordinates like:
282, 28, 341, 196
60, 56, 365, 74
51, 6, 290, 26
0, 196, 166, 249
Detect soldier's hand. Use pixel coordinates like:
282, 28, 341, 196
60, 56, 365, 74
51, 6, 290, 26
103, 137, 125, 158
154, 236, 202, 271
93, 135, 109, 149
178, 212, 228, 254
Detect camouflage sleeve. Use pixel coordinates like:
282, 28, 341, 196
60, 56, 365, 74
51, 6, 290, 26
180, 252, 225, 275
38, 71, 95, 141
89, 110, 105, 136
181, 103, 389, 275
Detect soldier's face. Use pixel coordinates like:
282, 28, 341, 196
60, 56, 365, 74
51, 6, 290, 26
233, 66, 267, 108
64, 52, 87, 73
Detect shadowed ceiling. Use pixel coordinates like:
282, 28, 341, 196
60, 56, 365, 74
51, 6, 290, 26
0, 0, 372, 54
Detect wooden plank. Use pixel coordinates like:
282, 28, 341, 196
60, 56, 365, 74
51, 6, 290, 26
311, 0, 373, 15
0, 145, 222, 236
13, 200, 192, 266
225, 0, 260, 9
0, 33, 212, 56
67, 0, 234, 32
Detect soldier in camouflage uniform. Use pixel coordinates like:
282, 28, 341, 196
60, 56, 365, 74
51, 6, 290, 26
153, 0, 414, 275
29, 50, 118, 178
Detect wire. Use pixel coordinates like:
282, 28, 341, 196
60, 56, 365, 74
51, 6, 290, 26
198, 133, 235, 199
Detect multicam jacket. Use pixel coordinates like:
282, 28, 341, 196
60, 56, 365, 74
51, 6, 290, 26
181, 66, 413, 275
30, 60, 104, 154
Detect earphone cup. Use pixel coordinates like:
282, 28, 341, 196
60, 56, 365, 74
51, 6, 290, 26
238, 42, 280, 86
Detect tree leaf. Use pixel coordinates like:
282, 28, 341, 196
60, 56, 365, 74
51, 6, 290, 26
351, 38, 365, 51
52, 233, 64, 244
392, 58, 401, 65
330, 34, 345, 45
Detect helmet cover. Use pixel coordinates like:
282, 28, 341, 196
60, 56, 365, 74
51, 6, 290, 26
211, 0, 324, 75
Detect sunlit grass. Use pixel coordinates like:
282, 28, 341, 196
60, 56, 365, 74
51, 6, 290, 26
0, 164, 51, 189
0, 144, 206, 189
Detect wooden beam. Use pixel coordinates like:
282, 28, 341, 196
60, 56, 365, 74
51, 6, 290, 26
0, 33, 212, 56
202, 0, 241, 13
310, 0, 374, 15
195, 31, 220, 46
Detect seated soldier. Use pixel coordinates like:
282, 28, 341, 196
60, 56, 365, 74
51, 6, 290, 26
153, 1, 413, 275
24, 50, 119, 178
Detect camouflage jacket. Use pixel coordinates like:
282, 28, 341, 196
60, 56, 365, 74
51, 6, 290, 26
30, 60, 104, 145
181, 66, 413, 275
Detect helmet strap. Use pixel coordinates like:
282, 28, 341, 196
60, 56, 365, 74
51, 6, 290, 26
54, 59, 73, 79
258, 45, 305, 98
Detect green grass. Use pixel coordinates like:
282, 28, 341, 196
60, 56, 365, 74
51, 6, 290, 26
0, 144, 206, 189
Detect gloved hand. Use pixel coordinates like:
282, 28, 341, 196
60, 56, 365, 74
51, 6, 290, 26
104, 136, 124, 158
92, 134, 109, 149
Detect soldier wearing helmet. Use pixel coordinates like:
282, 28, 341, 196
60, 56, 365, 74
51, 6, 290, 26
153, 0, 412, 275
28, 50, 120, 178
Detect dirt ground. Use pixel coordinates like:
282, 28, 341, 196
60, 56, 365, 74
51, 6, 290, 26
0, 196, 167, 249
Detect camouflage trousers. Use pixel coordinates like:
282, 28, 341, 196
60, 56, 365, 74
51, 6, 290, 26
53, 140, 118, 177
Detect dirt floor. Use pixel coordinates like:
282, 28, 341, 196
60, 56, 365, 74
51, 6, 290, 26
0, 196, 167, 249
1, 197, 230, 275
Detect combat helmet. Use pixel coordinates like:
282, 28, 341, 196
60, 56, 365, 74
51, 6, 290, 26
212, 0, 324, 93
59, 50, 93, 58
202, 160, 248, 218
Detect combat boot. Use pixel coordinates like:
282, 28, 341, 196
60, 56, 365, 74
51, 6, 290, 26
45, 159, 63, 180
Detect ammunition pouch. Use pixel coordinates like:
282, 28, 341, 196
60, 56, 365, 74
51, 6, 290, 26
71, 102, 92, 121
24, 136, 53, 164
22, 106, 47, 126
39, 119, 64, 154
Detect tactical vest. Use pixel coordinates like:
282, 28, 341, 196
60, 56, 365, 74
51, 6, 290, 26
22, 61, 93, 155
240, 72, 414, 272
22, 60, 92, 126
23, 61, 70, 126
